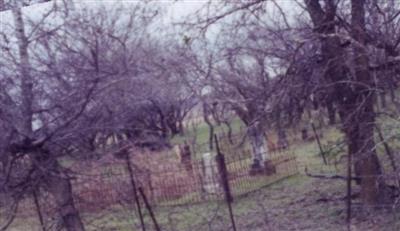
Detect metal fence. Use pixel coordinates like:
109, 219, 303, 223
73, 148, 298, 208
2, 142, 299, 231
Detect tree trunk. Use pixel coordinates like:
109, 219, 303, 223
178, 119, 184, 135
223, 121, 234, 145
389, 84, 396, 102
379, 92, 387, 109
12, 5, 85, 228
12, 6, 33, 136
305, 0, 385, 205
376, 125, 399, 187
326, 101, 336, 125
248, 122, 268, 170
344, 105, 383, 203
202, 103, 214, 150
159, 111, 168, 138
47, 168, 85, 231
350, 0, 384, 205
277, 129, 288, 150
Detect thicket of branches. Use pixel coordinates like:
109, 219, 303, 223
0, 0, 399, 230
185, 0, 400, 205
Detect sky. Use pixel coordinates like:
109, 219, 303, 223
0, 0, 206, 40
0, 0, 303, 28
0, 0, 204, 20
0, 0, 304, 79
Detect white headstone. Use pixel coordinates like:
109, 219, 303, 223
260, 143, 268, 162
201, 152, 221, 194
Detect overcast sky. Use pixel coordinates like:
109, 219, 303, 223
0, 0, 303, 55
0, 0, 206, 36
1, 0, 302, 26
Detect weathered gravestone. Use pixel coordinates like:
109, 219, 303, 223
201, 152, 221, 194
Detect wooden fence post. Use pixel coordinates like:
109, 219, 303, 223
138, 187, 161, 231
33, 190, 46, 231
311, 123, 328, 165
124, 152, 146, 231
346, 144, 352, 231
214, 135, 237, 231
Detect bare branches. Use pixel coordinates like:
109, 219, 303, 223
193, 0, 266, 31
0, 0, 399, 229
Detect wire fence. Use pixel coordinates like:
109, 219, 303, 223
2, 128, 400, 231
1, 142, 299, 231
71, 148, 296, 205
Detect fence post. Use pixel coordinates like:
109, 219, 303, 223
138, 187, 161, 231
346, 144, 352, 231
33, 190, 46, 231
145, 169, 155, 202
311, 123, 327, 165
214, 135, 237, 231
124, 151, 146, 231
199, 157, 207, 200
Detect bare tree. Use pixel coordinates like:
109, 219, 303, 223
185, 0, 400, 205
0, 1, 161, 229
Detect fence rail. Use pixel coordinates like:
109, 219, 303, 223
1, 146, 299, 230
71, 148, 298, 208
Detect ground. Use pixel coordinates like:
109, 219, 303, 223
85, 120, 399, 231
7, 174, 399, 231
5, 117, 400, 231
75, 174, 398, 231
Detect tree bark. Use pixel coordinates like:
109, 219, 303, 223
223, 121, 234, 145
12, 6, 33, 136
277, 128, 288, 150
379, 92, 387, 109
178, 119, 184, 135
350, 0, 383, 204
248, 121, 268, 170
159, 110, 168, 138
202, 103, 214, 150
12, 5, 86, 228
46, 169, 85, 231
305, 0, 384, 205
326, 101, 336, 125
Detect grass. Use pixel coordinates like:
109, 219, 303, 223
62, 175, 400, 231
5, 145, 300, 230
5, 116, 400, 231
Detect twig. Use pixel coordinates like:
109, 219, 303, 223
304, 167, 360, 181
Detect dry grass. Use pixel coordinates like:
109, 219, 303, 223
4, 124, 400, 231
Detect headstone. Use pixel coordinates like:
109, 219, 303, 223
301, 128, 308, 141
277, 130, 289, 150
201, 152, 221, 194
181, 143, 193, 173
173, 144, 181, 162
259, 142, 268, 163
